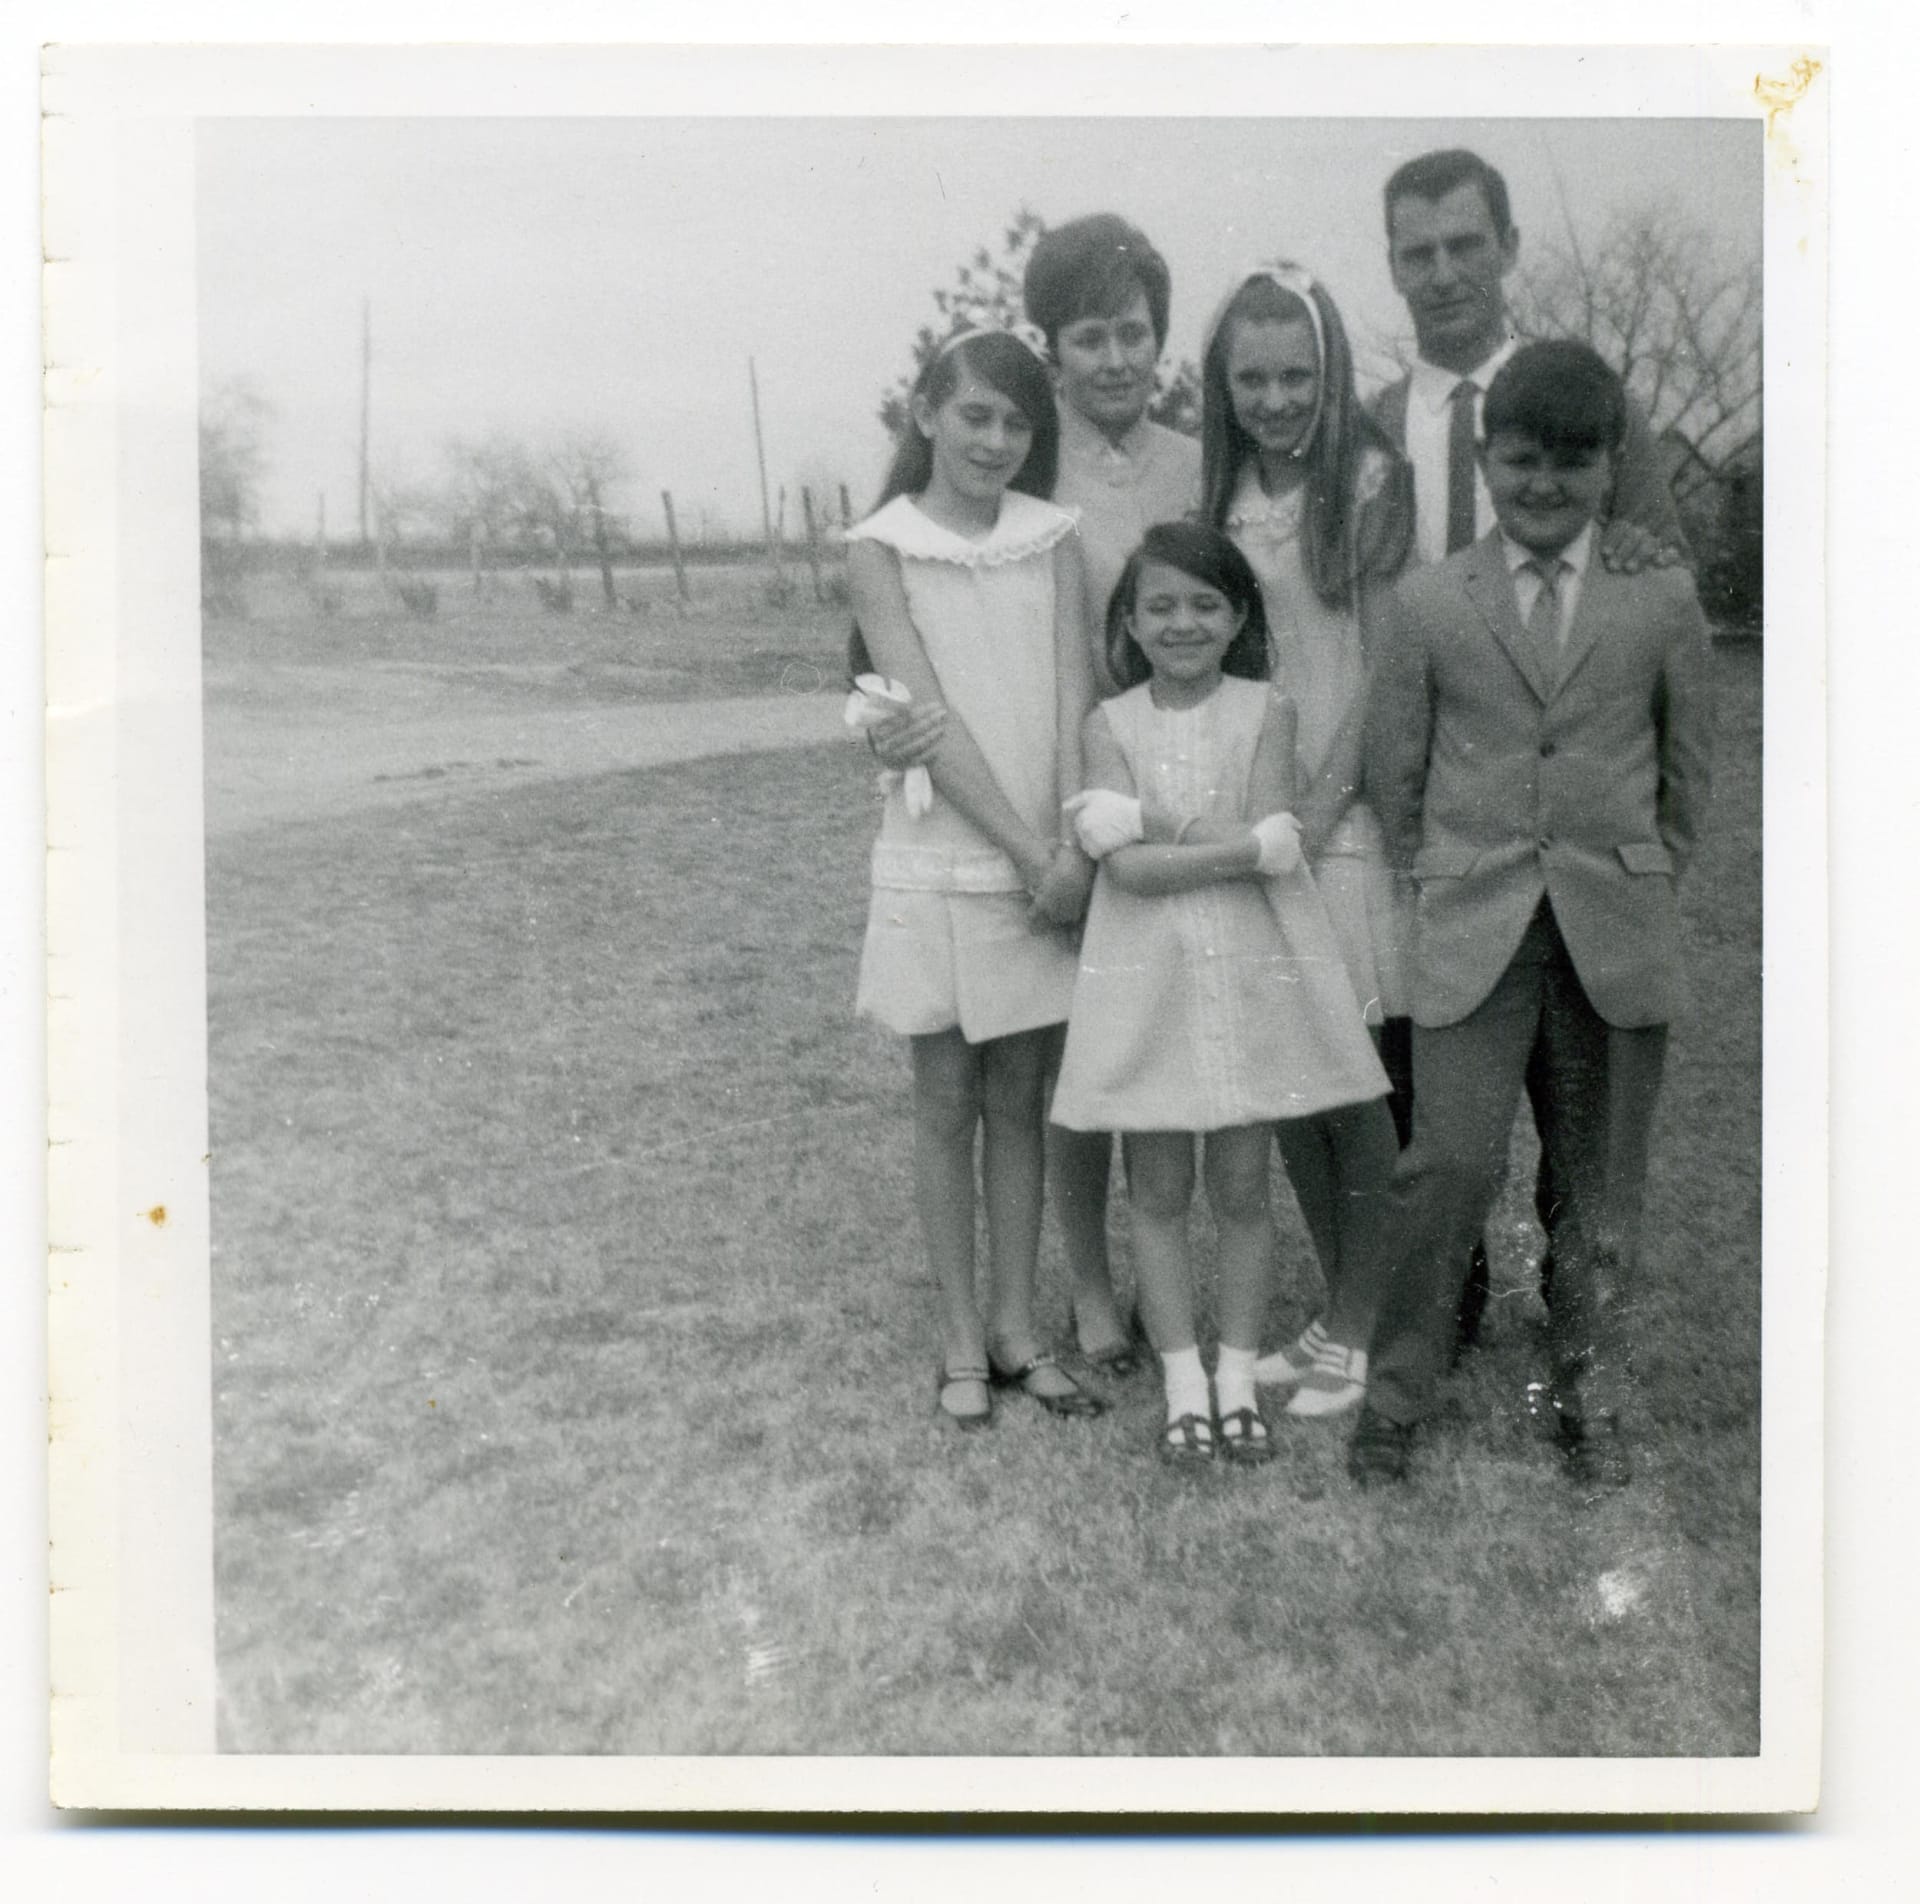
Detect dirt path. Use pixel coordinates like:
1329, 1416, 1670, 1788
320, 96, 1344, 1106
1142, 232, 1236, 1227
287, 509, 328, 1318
204, 678, 847, 836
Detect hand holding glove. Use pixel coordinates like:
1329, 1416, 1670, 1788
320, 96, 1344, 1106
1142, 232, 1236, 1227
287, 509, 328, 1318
1062, 789, 1145, 860
1252, 811, 1304, 877
844, 674, 934, 817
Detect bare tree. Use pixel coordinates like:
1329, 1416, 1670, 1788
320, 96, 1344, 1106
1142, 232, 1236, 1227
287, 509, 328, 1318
1511, 202, 1762, 475
439, 432, 632, 611
198, 379, 273, 616
199, 378, 273, 545
1512, 201, 1763, 620
548, 434, 632, 610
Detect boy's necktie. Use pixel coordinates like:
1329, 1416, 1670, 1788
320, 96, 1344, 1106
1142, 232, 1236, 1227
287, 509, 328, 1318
1446, 381, 1478, 553
1525, 557, 1568, 686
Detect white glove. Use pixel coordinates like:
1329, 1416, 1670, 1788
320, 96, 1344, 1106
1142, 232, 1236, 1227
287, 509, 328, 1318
843, 674, 933, 818
1253, 811, 1304, 876
1063, 789, 1145, 860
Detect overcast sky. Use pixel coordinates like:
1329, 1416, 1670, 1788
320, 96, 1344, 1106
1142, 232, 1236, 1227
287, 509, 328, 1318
198, 115, 1760, 540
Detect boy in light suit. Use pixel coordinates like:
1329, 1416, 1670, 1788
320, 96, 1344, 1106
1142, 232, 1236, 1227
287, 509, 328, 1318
1346, 341, 1714, 1489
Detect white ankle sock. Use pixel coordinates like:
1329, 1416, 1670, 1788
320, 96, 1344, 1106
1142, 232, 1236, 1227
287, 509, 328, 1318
1215, 1344, 1258, 1418
1161, 1345, 1210, 1422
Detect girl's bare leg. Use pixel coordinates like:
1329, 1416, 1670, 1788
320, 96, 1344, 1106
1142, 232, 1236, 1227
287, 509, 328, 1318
1123, 1132, 1199, 1354
910, 1031, 986, 1386
979, 1028, 1082, 1401
1050, 1123, 1128, 1350
1205, 1124, 1277, 1353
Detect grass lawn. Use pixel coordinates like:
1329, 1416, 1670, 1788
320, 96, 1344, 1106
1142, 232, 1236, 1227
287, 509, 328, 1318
208, 643, 1762, 1758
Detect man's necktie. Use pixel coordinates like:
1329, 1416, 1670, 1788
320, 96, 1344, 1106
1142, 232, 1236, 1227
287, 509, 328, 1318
1446, 380, 1478, 555
1525, 557, 1568, 686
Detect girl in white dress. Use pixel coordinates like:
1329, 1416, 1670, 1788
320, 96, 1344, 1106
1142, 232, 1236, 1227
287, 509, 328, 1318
847, 326, 1105, 1431
1199, 264, 1417, 1414
1052, 522, 1389, 1463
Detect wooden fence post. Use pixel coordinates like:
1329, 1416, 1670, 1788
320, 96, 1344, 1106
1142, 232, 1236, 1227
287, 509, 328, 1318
801, 487, 826, 605
661, 489, 691, 603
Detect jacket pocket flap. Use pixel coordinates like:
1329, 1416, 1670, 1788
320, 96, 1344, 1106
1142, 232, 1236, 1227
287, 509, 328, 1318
1411, 843, 1479, 878
1617, 841, 1675, 875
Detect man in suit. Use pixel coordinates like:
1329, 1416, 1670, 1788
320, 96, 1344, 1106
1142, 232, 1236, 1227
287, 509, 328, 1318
1345, 341, 1714, 1489
1369, 147, 1689, 1352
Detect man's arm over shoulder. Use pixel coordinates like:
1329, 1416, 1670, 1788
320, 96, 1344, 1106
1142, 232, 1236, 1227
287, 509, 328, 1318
1650, 570, 1715, 876
1612, 396, 1690, 557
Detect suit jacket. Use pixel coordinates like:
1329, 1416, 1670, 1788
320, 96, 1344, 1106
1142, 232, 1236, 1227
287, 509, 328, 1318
1371, 374, 1688, 554
1364, 531, 1714, 1029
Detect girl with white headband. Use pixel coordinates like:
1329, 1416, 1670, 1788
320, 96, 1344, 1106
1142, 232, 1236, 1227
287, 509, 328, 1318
1200, 263, 1417, 1416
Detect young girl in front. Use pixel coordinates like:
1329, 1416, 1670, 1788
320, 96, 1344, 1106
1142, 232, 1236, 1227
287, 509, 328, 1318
1050, 521, 1390, 1463
847, 324, 1105, 1432
1201, 263, 1415, 1415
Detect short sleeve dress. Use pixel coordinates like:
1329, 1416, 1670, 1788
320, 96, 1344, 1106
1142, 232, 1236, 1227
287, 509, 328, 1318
1225, 460, 1410, 1024
1049, 676, 1389, 1133
848, 491, 1082, 1045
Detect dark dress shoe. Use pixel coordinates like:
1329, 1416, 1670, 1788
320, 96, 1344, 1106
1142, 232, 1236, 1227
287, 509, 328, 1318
1453, 1239, 1493, 1361
1347, 1405, 1416, 1487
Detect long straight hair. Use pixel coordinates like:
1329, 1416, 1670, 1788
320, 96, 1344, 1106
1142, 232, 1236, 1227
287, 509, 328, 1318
1199, 272, 1412, 610
1104, 520, 1270, 694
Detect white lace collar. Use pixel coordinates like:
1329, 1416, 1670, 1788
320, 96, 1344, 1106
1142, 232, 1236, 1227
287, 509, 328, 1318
1223, 449, 1396, 530
846, 491, 1079, 567
1223, 465, 1303, 534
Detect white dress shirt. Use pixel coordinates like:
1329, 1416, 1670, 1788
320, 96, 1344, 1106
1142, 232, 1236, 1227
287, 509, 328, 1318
1501, 521, 1594, 645
1404, 333, 1518, 567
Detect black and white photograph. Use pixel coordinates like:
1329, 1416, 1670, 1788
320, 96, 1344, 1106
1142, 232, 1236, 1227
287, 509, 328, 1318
39, 38, 1825, 1814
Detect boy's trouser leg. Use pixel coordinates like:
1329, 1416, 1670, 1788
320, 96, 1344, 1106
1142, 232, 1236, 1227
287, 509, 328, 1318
1526, 1031, 1566, 1310
1530, 947, 1668, 1422
1364, 913, 1561, 1426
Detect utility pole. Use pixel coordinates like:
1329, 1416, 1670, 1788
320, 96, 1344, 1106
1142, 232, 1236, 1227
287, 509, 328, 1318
748, 355, 781, 579
358, 298, 372, 552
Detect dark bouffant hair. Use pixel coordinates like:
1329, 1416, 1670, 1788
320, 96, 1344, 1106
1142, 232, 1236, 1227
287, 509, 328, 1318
1022, 213, 1173, 355
1105, 520, 1271, 693
1481, 339, 1628, 453
1383, 147, 1514, 243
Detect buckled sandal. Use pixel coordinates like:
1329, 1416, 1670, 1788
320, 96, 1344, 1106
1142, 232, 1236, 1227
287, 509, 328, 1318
1217, 1405, 1276, 1466
1158, 1412, 1216, 1465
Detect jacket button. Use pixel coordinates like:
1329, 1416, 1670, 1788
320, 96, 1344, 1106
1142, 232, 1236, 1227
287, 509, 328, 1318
1537, 837, 1552, 852
1540, 741, 1556, 758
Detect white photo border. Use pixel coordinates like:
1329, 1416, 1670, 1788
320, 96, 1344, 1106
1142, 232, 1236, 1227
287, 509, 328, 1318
43, 39, 1826, 1813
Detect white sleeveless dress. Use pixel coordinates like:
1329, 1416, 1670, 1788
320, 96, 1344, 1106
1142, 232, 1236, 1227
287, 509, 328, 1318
848, 491, 1082, 1044
1050, 677, 1388, 1133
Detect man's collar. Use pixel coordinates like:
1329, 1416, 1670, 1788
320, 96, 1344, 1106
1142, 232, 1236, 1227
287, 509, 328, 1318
1059, 400, 1153, 461
1500, 520, 1595, 577
1410, 331, 1520, 411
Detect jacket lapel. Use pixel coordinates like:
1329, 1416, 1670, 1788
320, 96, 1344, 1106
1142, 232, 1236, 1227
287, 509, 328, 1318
1463, 532, 1554, 705
1552, 550, 1610, 698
